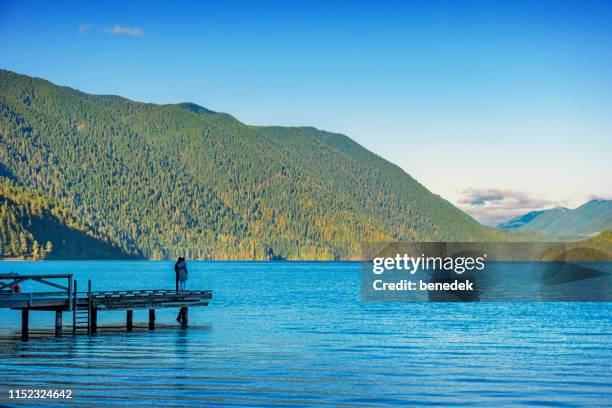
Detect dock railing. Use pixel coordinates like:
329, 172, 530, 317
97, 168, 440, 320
0, 273, 73, 311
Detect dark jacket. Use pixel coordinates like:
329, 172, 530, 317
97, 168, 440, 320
177, 261, 188, 281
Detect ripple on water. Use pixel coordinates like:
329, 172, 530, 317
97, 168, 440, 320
0, 261, 611, 407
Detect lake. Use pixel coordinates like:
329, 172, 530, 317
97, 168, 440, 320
0, 261, 611, 407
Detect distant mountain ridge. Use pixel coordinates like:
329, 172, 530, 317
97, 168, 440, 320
0, 69, 509, 260
498, 199, 612, 239
498, 207, 570, 230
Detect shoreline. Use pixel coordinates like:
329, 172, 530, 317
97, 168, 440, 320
0, 258, 366, 262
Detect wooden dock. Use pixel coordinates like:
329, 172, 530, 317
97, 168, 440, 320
0, 274, 212, 340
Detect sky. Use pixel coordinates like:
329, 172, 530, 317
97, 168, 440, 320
1, 0, 611, 225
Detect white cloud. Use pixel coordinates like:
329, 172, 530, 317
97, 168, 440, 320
456, 188, 561, 227
105, 25, 144, 37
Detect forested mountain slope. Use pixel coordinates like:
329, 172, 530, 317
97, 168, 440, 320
0, 69, 503, 259
0, 176, 129, 259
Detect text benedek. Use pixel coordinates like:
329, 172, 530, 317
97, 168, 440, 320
373, 279, 474, 291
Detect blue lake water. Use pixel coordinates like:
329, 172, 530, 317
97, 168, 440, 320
0, 261, 611, 407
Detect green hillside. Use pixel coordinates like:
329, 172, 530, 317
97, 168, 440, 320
0, 69, 503, 260
498, 200, 612, 239
0, 176, 129, 259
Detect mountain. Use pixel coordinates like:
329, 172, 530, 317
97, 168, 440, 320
0, 176, 130, 259
0, 69, 504, 260
498, 200, 612, 239
497, 208, 570, 230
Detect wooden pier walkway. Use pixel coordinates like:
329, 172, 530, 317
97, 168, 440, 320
0, 274, 212, 340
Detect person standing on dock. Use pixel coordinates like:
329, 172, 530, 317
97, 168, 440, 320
175, 257, 188, 291
175, 257, 189, 325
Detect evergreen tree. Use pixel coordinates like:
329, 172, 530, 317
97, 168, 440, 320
32, 239, 40, 259
19, 231, 28, 258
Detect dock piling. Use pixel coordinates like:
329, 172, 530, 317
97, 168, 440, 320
72, 279, 77, 335
127, 310, 133, 331
181, 307, 188, 328
91, 308, 98, 334
21, 309, 29, 341
87, 280, 92, 336
148, 309, 155, 330
55, 310, 62, 337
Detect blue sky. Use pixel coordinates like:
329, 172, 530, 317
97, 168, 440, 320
1, 0, 611, 225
